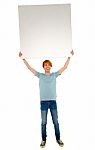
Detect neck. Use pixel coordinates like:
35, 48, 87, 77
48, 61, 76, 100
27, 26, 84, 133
45, 71, 50, 75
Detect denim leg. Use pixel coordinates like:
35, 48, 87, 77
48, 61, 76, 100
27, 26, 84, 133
50, 108, 60, 140
41, 109, 48, 141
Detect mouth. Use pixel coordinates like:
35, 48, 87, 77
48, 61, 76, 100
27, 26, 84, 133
46, 68, 50, 70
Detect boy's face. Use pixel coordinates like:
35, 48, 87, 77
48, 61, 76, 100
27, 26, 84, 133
43, 63, 51, 72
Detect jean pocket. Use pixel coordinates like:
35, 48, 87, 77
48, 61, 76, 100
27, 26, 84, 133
40, 101, 48, 110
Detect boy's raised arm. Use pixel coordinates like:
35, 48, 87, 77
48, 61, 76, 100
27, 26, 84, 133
59, 49, 74, 74
19, 51, 37, 75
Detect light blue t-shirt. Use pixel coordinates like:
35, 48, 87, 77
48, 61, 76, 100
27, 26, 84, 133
35, 71, 61, 101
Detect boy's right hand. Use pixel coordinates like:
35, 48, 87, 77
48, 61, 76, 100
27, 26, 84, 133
19, 51, 22, 57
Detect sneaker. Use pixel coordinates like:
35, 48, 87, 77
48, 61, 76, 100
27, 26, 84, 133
40, 140, 46, 148
56, 139, 64, 147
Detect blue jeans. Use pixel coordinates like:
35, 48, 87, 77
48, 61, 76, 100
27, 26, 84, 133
40, 100, 60, 141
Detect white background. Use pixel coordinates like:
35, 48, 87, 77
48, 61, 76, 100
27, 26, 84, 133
0, 0, 95, 150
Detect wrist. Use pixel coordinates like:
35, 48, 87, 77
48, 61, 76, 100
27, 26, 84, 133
68, 53, 72, 58
68, 57, 71, 59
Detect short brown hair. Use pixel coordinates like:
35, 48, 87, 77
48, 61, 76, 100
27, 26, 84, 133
42, 60, 52, 68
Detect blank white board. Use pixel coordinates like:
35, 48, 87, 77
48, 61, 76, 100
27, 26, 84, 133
18, 4, 72, 58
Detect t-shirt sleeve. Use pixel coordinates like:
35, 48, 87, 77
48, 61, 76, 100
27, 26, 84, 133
35, 71, 42, 78
54, 71, 61, 78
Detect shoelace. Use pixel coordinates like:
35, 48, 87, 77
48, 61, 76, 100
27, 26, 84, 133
58, 140, 63, 144
41, 141, 46, 144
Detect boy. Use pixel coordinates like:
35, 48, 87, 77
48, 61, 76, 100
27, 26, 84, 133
19, 50, 74, 148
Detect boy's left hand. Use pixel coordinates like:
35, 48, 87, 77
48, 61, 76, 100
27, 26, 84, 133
70, 49, 74, 56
